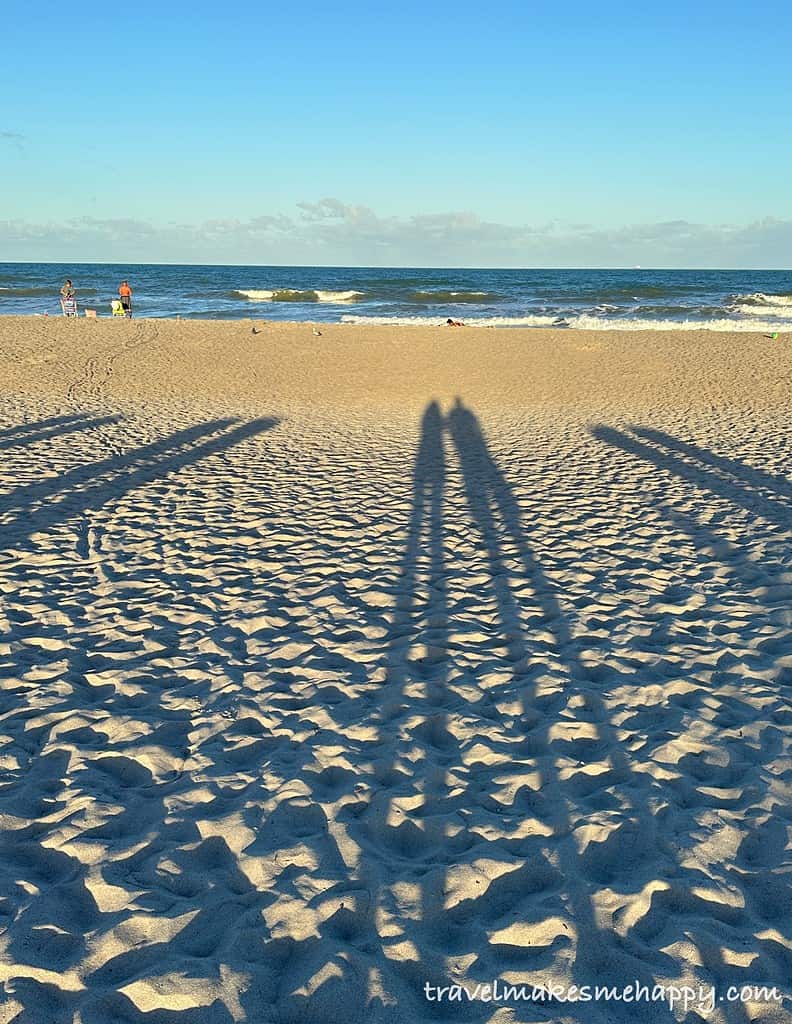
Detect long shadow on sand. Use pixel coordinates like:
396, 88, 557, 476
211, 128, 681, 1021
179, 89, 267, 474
0, 412, 96, 441
0, 412, 121, 452
442, 400, 676, 1022
251, 401, 466, 1022
591, 425, 792, 528
0, 417, 279, 545
0, 414, 280, 1024
630, 425, 792, 501
3, 405, 786, 1023
294, 401, 681, 1023
590, 421, 792, 1017
355, 400, 460, 1008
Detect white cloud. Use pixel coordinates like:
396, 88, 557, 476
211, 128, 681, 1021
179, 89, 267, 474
0, 130, 26, 152
1, 203, 790, 267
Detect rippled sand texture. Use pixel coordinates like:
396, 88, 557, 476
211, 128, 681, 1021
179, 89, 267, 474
0, 318, 789, 1023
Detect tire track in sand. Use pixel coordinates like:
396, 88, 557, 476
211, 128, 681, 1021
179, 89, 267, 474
66, 322, 158, 407
64, 322, 160, 567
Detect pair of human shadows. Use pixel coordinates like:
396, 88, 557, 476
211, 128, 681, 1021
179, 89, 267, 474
0, 408, 281, 751
0, 412, 281, 726
592, 424, 791, 528
0, 412, 92, 440
0, 415, 279, 545
276, 400, 677, 1024
631, 425, 792, 500
0, 411, 121, 452
593, 424, 791, 1014
0, 411, 280, 711
0, 412, 282, 1024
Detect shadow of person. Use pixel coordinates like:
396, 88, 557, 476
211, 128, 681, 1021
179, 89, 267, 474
276, 399, 470, 1022
446, 398, 673, 1019
0, 412, 121, 452
0, 414, 281, 1024
591, 425, 791, 528
371, 397, 459, 949
629, 424, 792, 501
0, 417, 279, 545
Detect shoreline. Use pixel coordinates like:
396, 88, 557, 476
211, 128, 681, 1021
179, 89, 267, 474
1, 315, 788, 415
2, 310, 790, 333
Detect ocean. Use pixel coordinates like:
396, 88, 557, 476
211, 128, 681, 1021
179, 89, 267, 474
2, 263, 791, 331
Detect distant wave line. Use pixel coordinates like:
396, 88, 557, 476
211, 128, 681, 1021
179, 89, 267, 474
233, 288, 364, 303
408, 290, 502, 303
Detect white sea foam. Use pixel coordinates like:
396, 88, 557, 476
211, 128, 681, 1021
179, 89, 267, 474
563, 314, 789, 332
236, 289, 275, 301
409, 289, 499, 303
342, 313, 561, 328
731, 293, 792, 318
315, 290, 364, 302
235, 288, 363, 303
732, 303, 792, 319
341, 313, 790, 332
736, 292, 792, 307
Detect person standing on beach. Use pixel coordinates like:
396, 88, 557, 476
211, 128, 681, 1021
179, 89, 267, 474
60, 279, 77, 316
119, 280, 133, 318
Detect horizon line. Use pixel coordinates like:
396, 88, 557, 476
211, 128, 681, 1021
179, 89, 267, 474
1, 260, 791, 272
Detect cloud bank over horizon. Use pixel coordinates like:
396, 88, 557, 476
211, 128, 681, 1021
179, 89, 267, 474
1, 200, 790, 268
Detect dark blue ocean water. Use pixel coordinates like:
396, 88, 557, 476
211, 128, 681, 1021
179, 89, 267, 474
2, 263, 792, 330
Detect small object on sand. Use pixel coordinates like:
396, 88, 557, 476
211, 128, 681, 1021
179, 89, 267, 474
771, 332, 779, 340
252, 327, 260, 335
313, 328, 322, 336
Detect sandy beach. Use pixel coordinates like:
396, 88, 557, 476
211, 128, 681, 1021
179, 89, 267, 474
0, 315, 789, 1023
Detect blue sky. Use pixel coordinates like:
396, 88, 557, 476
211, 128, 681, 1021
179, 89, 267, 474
2, 0, 790, 266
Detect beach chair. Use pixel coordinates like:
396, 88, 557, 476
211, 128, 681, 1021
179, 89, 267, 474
61, 297, 77, 317
111, 300, 126, 317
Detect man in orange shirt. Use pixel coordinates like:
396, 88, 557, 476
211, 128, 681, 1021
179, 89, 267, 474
119, 280, 132, 318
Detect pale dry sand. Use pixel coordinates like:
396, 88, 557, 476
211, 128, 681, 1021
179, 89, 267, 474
0, 316, 789, 1023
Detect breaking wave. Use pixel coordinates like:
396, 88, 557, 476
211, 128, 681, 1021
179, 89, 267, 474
234, 288, 363, 303
341, 313, 789, 332
736, 292, 792, 306
731, 293, 792, 318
